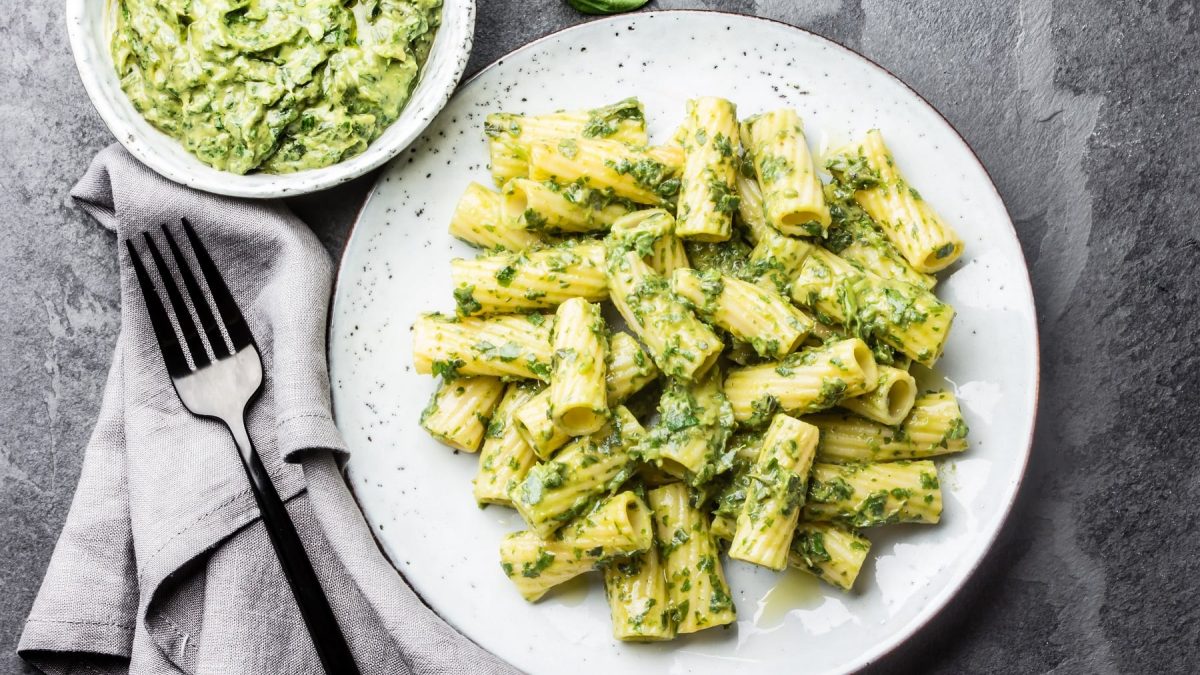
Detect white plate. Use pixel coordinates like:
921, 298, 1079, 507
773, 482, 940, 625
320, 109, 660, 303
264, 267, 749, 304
330, 11, 1038, 675
65, 0, 474, 199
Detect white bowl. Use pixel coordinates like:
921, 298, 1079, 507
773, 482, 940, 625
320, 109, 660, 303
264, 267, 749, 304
64, 0, 476, 199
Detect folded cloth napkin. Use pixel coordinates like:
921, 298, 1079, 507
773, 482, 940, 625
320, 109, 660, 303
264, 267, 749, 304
18, 145, 517, 675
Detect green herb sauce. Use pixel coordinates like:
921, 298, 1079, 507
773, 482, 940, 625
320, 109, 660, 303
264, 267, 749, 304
111, 0, 442, 174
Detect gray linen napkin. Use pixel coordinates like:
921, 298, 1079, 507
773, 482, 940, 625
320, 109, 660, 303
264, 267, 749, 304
18, 145, 517, 675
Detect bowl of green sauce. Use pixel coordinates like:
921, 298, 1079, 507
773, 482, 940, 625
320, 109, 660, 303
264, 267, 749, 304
66, 0, 475, 198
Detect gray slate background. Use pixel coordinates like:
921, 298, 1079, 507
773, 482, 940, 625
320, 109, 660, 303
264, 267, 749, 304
2, 0, 1197, 672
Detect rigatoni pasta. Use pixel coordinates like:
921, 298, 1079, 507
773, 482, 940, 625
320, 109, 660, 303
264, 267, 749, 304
412, 313, 554, 380
419, 376, 507, 452
723, 338, 878, 423
500, 178, 637, 234
636, 367, 735, 485
449, 182, 544, 251
675, 97, 740, 241
413, 97, 976, 640
485, 98, 649, 186
804, 460, 942, 526
606, 249, 722, 381
729, 414, 819, 569
474, 382, 542, 506
513, 330, 657, 460
810, 391, 969, 463
608, 209, 690, 275
838, 365, 918, 426
791, 246, 954, 367
789, 522, 871, 590
451, 241, 607, 316
603, 543, 675, 641
648, 483, 736, 634
746, 227, 814, 296
743, 109, 830, 237
828, 129, 963, 272
548, 298, 610, 435
529, 139, 684, 207
734, 168, 772, 244
510, 406, 644, 537
671, 267, 813, 359
500, 491, 654, 601
824, 183, 936, 289
604, 331, 660, 401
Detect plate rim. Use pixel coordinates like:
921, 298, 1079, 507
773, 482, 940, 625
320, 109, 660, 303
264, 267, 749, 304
329, 9, 1041, 672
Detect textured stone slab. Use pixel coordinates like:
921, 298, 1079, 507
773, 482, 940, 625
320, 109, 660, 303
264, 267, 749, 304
2, 1, 1196, 673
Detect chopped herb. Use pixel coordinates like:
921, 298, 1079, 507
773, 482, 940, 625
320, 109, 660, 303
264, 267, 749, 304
757, 155, 792, 183
453, 285, 482, 315
431, 359, 464, 380
521, 548, 556, 578
495, 265, 517, 286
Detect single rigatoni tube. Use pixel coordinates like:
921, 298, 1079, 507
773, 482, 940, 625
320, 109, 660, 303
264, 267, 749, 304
824, 184, 935, 289
474, 383, 543, 506
451, 241, 607, 316
836, 129, 964, 273
419, 376, 507, 452
804, 461, 942, 526
514, 331, 657, 459
671, 268, 813, 359
838, 365, 918, 426
550, 298, 610, 436
606, 250, 722, 381
676, 97, 740, 241
449, 182, 543, 251
636, 367, 735, 485
791, 246, 954, 367
744, 109, 830, 237
648, 483, 736, 634
510, 406, 644, 537
810, 391, 969, 463
529, 139, 684, 207
729, 414, 819, 570
500, 491, 654, 601
412, 313, 554, 381
789, 522, 872, 590
723, 338, 878, 424
500, 178, 637, 234
608, 209, 690, 275
603, 543, 675, 641
485, 98, 649, 186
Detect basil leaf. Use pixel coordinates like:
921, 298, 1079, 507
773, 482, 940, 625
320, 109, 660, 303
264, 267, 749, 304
566, 0, 650, 15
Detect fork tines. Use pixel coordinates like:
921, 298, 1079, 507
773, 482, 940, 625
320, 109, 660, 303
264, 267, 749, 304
126, 219, 254, 377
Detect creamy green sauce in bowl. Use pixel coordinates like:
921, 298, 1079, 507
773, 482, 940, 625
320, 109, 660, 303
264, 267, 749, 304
111, 0, 442, 174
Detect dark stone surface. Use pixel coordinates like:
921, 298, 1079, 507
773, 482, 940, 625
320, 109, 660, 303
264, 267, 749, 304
2, 1, 1197, 673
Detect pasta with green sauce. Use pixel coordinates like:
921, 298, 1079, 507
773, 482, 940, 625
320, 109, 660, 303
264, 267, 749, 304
411, 97, 972, 642
112, 0, 443, 174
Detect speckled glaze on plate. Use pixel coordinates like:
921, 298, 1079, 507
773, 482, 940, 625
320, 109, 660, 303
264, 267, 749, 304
64, 0, 474, 199
329, 11, 1038, 675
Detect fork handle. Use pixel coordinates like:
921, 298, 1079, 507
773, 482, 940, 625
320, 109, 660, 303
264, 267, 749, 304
227, 419, 361, 675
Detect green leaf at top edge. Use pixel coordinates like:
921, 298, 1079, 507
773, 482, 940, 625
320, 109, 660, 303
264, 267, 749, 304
566, 0, 651, 16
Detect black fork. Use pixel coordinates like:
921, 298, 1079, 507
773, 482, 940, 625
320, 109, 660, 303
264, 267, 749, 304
126, 219, 359, 675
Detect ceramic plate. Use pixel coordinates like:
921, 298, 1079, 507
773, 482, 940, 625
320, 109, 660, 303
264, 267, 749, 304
329, 11, 1038, 674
